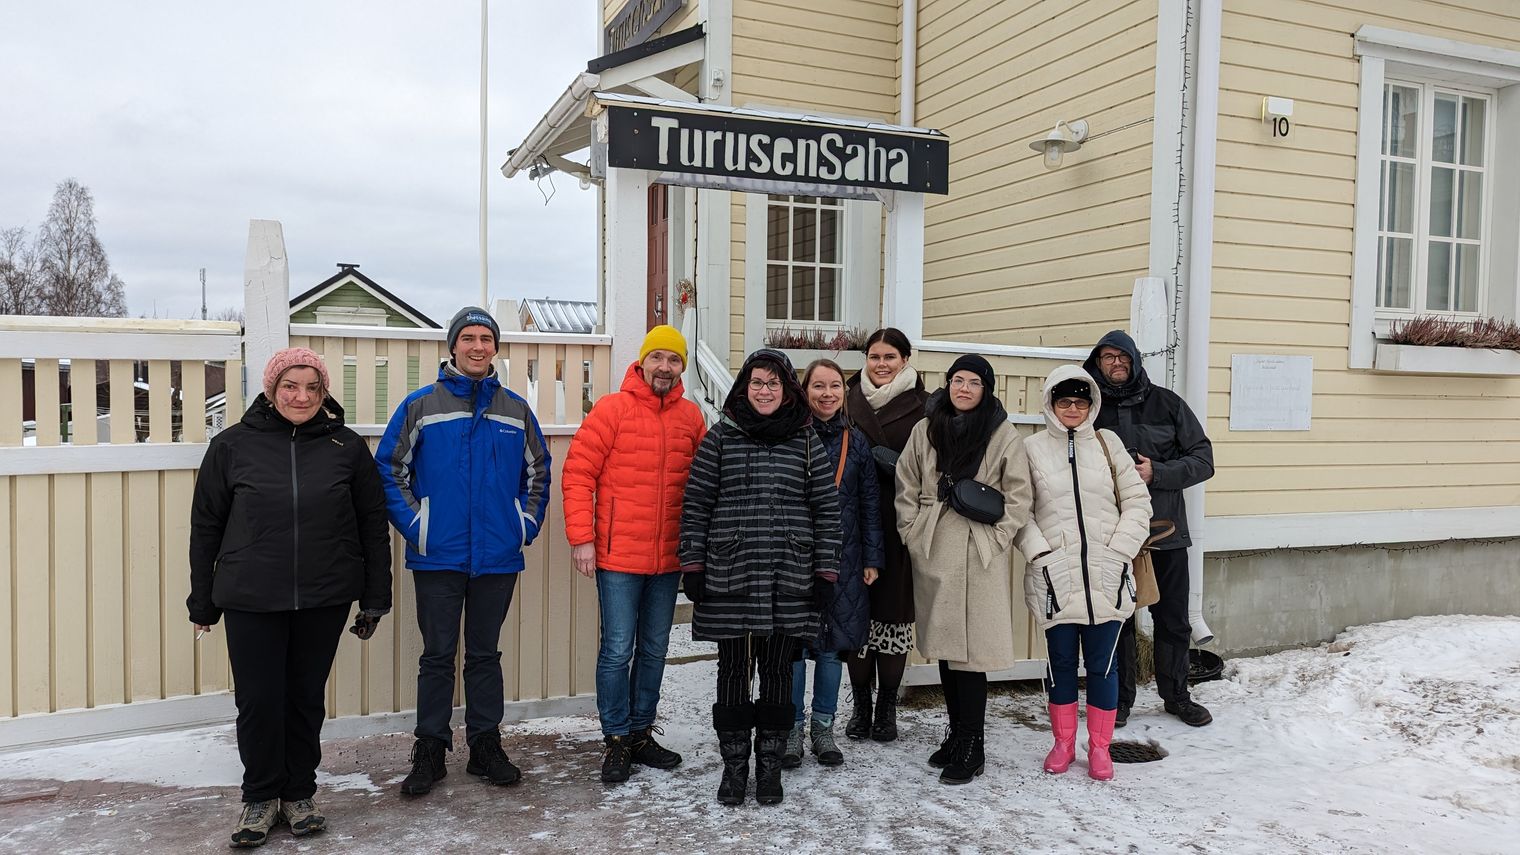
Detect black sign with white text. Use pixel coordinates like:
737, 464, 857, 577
605, 105, 950, 195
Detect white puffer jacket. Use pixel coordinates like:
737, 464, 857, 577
1017, 365, 1152, 630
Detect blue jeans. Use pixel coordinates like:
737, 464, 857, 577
1045, 621, 1124, 711
595, 569, 680, 736
790, 648, 843, 725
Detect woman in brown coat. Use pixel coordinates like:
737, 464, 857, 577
843, 327, 929, 742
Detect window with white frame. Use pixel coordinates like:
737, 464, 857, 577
1377, 82, 1492, 316
765, 194, 843, 324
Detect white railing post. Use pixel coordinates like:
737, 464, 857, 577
243, 219, 291, 399
883, 193, 925, 340
605, 166, 651, 374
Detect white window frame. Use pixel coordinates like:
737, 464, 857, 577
1350, 26, 1520, 371
762, 194, 847, 326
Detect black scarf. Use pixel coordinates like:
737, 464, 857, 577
925, 386, 1006, 484
723, 349, 811, 445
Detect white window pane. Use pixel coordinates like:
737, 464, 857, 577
819, 268, 838, 322
1379, 236, 1413, 309
1384, 84, 1420, 158
1457, 171, 1483, 241
766, 264, 788, 320
1429, 166, 1455, 238
792, 267, 816, 321
793, 207, 817, 263
1384, 162, 1416, 233
1433, 94, 1458, 164
1455, 244, 1481, 313
1460, 97, 1487, 166
1426, 241, 1453, 312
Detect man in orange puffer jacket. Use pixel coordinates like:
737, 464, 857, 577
562, 325, 706, 784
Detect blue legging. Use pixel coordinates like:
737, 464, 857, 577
1044, 621, 1124, 710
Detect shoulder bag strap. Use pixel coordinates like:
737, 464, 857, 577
834, 428, 850, 488
1096, 430, 1123, 508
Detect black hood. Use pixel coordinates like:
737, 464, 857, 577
723, 348, 811, 443
1083, 329, 1149, 404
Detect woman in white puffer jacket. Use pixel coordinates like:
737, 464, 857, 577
1017, 364, 1151, 781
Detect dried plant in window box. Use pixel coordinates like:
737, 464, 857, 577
1387, 315, 1520, 350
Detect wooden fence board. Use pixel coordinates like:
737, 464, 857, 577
89, 473, 126, 705
14, 475, 50, 713
52, 473, 88, 710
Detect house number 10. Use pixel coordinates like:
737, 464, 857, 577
1271, 117, 1291, 138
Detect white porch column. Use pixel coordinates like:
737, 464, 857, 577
605, 167, 652, 372
243, 219, 290, 396
882, 193, 925, 340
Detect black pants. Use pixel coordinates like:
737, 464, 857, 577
938, 660, 988, 737
716, 635, 798, 707
414, 570, 518, 747
224, 604, 350, 803
1118, 547, 1193, 708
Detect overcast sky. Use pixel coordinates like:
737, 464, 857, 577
0, 1, 601, 324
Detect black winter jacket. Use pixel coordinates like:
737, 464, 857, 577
812, 415, 885, 652
187, 395, 392, 625
1084, 330, 1214, 550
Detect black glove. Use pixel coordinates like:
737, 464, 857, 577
812, 578, 835, 610
682, 572, 705, 605
349, 612, 381, 640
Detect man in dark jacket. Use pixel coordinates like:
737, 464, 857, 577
377, 307, 552, 795
1085, 330, 1215, 727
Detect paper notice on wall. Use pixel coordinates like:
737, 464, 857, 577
1229, 354, 1312, 431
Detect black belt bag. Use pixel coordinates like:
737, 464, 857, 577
945, 476, 1004, 525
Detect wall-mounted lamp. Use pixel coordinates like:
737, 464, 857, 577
1028, 119, 1089, 169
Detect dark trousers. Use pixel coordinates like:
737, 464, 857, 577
224, 604, 350, 803
937, 660, 988, 737
716, 635, 799, 707
413, 570, 518, 747
1046, 620, 1124, 710
1118, 547, 1193, 709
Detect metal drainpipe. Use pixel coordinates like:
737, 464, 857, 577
901, 0, 917, 126
1182, 0, 1221, 645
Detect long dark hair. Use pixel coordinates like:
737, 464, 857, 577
802, 358, 848, 421
864, 327, 912, 358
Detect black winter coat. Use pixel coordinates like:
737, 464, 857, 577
812, 415, 885, 652
1084, 331, 1214, 550
187, 395, 392, 625
845, 372, 929, 623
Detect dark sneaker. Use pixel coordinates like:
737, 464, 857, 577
1164, 699, 1214, 727
629, 726, 682, 769
600, 735, 633, 783
278, 798, 325, 837
229, 799, 279, 848
466, 734, 522, 785
399, 737, 448, 796
1115, 704, 1130, 729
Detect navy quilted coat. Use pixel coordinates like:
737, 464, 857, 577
813, 414, 885, 651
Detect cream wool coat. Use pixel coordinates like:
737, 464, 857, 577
895, 418, 1033, 673
1017, 365, 1153, 631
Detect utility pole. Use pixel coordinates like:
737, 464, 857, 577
479, 0, 489, 308
199, 267, 207, 320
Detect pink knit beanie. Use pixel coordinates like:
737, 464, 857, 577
262, 347, 331, 399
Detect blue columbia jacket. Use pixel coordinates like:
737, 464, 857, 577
376, 361, 551, 575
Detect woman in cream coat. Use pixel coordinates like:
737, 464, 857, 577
1017, 364, 1152, 781
896, 354, 1032, 786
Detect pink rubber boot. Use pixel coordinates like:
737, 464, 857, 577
1086, 705, 1117, 781
1042, 703, 1079, 774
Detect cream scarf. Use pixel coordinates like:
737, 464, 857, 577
861, 363, 919, 411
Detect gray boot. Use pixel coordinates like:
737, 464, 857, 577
809, 714, 844, 766
782, 723, 805, 769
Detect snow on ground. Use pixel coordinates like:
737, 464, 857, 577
3, 615, 1518, 854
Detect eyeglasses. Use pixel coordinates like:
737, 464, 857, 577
1098, 353, 1132, 365
949, 377, 984, 389
1054, 398, 1091, 410
747, 379, 783, 392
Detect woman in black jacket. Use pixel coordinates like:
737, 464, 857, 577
786, 359, 884, 769
679, 349, 842, 807
188, 348, 391, 849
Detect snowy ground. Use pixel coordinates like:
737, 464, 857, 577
2, 615, 1518, 854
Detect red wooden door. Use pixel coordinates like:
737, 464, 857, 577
647, 183, 669, 330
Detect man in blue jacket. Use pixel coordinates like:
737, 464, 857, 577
377, 307, 551, 795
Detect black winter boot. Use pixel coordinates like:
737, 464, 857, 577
870, 688, 899, 742
466, 733, 521, 786
928, 724, 957, 769
845, 686, 873, 740
753, 702, 795, 805
713, 703, 754, 806
629, 725, 682, 769
600, 735, 633, 783
938, 734, 986, 785
399, 737, 448, 796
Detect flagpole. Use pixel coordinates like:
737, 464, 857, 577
479, 0, 489, 308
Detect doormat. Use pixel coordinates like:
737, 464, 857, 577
1109, 739, 1167, 763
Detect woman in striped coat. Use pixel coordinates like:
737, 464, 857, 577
679, 349, 843, 807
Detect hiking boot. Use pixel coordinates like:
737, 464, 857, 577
938, 735, 986, 785
845, 691, 873, 741
1115, 703, 1130, 729
1164, 698, 1214, 727
928, 724, 957, 769
228, 799, 279, 848
782, 723, 805, 769
466, 733, 522, 785
600, 735, 633, 783
399, 737, 447, 796
809, 715, 844, 767
278, 798, 325, 837
629, 725, 682, 769
870, 689, 898, 742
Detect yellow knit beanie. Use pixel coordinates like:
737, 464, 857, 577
639, 324, 687, 366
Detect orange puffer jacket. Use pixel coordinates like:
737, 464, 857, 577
562, 362, 707, 574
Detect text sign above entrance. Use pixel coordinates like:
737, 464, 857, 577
605, 0, 685, 54
605, 105, 950, 195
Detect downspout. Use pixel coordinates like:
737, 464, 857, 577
1182, 0, 1221, 645
901, 0, 917, 126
